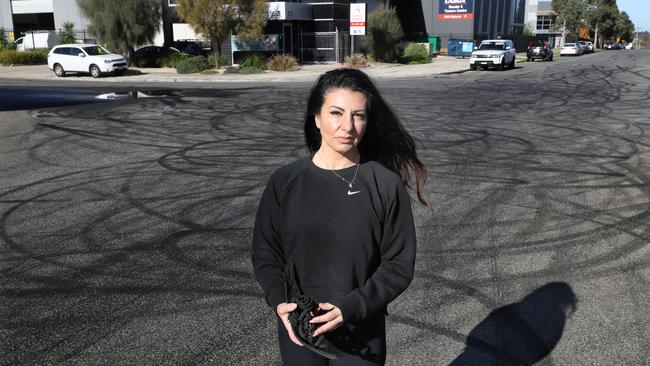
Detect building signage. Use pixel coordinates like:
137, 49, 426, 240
438, 0, 473, 21
267, 2, 312, 21
350, 3, 366, 35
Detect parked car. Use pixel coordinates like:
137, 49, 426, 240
625, 43, 634, 50
605, 42, 622, 50
527, 40, 553, 61
132, 45, 180, 67
560, 43, 581, 56
577, 41, 593, 54
14, 31, 60, 52
47, 44, 128, 78
171, 40, 211, 56
469, 39, 517, 71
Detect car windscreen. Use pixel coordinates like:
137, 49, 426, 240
83, 46, 111, 55
529, 41, 544, 47
564, 43, 576, 47
479, 43, 505, 50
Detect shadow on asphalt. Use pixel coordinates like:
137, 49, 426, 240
449, 282, 577, 366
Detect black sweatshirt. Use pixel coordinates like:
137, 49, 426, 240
251, 155, 416, 324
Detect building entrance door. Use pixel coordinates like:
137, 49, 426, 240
283, 23, 292, 54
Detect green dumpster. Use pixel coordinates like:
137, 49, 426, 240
428, 36, 439, 52
416, 36, 440, 54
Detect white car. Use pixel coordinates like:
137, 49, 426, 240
469, 39, 517, 71
560, 43, 581, 56
47, 44, 128, 78
625, 43, 634, 49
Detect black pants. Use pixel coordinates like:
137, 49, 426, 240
277, 315, 386, 366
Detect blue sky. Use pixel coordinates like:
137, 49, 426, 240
617, 0, 649, 32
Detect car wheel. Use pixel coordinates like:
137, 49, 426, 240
509, 56, 515, 69
470, 65, 476, 70
53, 63, 65, 77
90, 64, 102, 78
498, 58, 505, 71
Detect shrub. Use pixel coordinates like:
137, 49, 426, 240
161, 52, 188, 68
267, 53, 298, 71
60, 21, 77, 44
399, 43, 430, 64
207, 54, 230, 68
175, 55, 212, 74
345, 53, 368, 68
239, 53, 267, 73
0, 49, 49, 65
364, 6, 403, 62
0, 27, 11, 49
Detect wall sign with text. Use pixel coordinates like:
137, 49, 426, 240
350, 3, 366, 35
438, 0, 473, 21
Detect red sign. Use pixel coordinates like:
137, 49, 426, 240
438, 13, 473, 20
350, 22, 366, 26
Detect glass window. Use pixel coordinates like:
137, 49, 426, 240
71, 47, 83, 55
536, 15, 554, 30
82, 46, 110, 55
479, 42, 506, 50
53, 47, 66, 54
513, 0, 526, 24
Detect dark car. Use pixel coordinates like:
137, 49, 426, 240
526, 40, 553, 62
171, 40, 211, 56
605, 42, 622, 50
132, 46, 180, 67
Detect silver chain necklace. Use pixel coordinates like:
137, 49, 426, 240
316, 155, 361, 194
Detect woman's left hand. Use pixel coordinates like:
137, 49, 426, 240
310, 303, 343, 337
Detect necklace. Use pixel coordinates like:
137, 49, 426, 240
315, 155, 361, 195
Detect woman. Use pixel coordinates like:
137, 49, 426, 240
252, 68, 427, 365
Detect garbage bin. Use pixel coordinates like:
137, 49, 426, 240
448, 39, 475, 58
416, 35, 441, 54
428, 36, 439, 53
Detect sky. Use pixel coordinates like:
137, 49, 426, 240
617, 0, 649, 33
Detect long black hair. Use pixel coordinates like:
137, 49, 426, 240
304, 68, 429, 206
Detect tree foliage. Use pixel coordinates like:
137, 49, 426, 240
583, 0, 635, 47
364, 6, 404, 63
177, 0, 267, 68
551, 0, 584, 45
60, 21, 77, 44
76, 0, 161, 58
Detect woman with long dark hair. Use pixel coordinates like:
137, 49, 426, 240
252, 68, 427, 365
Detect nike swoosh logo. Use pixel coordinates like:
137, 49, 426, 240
348, 190, 361, 195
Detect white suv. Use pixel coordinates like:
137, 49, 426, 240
469, 39, 517, 71
47, 44, 128, 78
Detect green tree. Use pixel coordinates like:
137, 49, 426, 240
60, 21, 77, 44
584, 0, 619, 48
614, 11, 634, 42
552, 0, 585, 45
76, 0, 161, 59
0, 27, 9, 49
177, 0, 267, 68
364, 6, 404, 62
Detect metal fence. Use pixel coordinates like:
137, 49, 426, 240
300, 31, 350, 63
0, 28, 96, 45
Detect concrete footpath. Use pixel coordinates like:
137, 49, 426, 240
0, 55, 470, 83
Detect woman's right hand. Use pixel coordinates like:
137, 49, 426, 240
277, 302, 303, 346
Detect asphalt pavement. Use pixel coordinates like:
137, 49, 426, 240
1, 50, 649, 365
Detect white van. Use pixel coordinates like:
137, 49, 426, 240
15, 31, 60, 52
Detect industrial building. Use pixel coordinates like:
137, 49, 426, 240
1, 0, 560, 63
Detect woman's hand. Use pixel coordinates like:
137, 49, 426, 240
310, 303, 343, 337
277, 302, 303, 346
